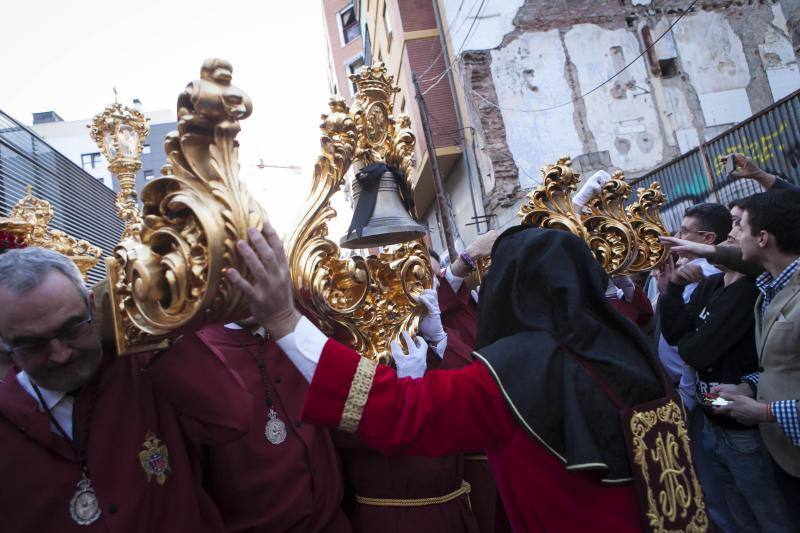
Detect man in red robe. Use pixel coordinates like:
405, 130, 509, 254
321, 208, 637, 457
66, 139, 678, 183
430, 240, 512, 533
0, 247, 253, 532
226, 224, 665, 533
338, 328, 479, 533
195, 321, 352, 532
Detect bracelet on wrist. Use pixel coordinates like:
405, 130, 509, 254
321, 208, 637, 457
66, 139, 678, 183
459, 250, 478, 272
767, 403, 774, 423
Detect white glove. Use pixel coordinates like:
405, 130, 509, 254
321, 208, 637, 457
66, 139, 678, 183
612, 275, 635, 302
605, 280, 624, 300
572, 169, 612, 210
391, 332, 429, 379
418, 289, 447, 358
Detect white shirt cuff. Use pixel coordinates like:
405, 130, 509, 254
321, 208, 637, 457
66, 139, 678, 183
275, 316, 328, 382
444, 265, 465, 293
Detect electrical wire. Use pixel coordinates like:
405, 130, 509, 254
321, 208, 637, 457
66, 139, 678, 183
469, 0, 699, 113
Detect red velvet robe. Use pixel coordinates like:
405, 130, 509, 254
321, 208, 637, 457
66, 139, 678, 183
438, 278, 510, 533
303, 339, 643, 533
194, 326, 351, 533
340, 331, 478, 533
608, 286, 653, 328
0, 333, 252, 533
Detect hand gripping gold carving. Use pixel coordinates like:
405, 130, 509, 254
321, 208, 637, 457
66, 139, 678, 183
518, 158, 670, 275
583, 171, 638, 275
102, 59, 266, 355
287, 63, 432, 362
0, 186, 102, 279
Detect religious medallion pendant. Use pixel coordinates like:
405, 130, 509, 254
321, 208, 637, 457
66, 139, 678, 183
265, 407, 287, 445
70, 474, 101, 526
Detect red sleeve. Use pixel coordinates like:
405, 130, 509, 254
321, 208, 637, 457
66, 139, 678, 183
145, 332, 253, 444
302, 338, 514, 457
631, 286, 653, 327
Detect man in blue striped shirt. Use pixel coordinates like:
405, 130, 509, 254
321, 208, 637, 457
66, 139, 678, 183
713, 190, 800, 522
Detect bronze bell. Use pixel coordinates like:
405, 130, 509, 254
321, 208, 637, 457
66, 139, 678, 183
340, 166, 426, 249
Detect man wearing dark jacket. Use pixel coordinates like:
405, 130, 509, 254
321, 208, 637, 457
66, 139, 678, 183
660, 239, 793, 531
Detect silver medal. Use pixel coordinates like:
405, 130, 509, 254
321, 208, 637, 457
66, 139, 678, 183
265, 407, 287, 445
70, 475, 101, 526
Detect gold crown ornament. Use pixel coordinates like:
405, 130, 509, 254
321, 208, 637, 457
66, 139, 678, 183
0, 186, 102, 279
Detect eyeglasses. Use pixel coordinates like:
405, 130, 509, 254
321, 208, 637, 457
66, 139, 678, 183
678, 227, 711, 238
1, 306, 94, 358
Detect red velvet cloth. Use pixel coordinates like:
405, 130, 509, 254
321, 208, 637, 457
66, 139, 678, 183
194, 326, 351, 533
608, 286, 653, 328
303, 339, 643, 533
0, 333, 253, 533
340, 329, 479, 533
437, 277, 478, 350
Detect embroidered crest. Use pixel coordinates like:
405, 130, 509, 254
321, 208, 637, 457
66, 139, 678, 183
138, 431, 171, 485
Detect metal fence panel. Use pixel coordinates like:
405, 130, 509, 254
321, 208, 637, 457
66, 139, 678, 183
0, 109, 124, 285
631, 89, 800, 231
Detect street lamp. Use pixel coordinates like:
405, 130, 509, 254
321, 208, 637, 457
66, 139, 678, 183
88, 102, 150, 240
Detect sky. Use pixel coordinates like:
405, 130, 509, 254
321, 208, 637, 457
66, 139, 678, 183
1, 0, 351, 238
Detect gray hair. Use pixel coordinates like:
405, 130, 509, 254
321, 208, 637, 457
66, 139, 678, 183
0, 247, 88, 297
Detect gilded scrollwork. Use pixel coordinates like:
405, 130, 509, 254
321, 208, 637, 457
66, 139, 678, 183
0, 186, 102, 279
287, 64, 432, 362
518, 156, 588, 240
627, 183, 670, 273
582, 171, 638, 275
104, 59, 266, 355
518, 157, 669, 275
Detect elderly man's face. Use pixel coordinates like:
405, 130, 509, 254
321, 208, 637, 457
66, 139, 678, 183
0, 271, 103, 392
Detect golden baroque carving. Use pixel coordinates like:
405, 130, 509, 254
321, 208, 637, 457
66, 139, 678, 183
0, 186, 102, 278
627, 183, 670, 273
518, 156, 588, 240
104, 58, 266, 355
287, 63, 432, 362
582, 171, 638, 275
518, 157, 669, 274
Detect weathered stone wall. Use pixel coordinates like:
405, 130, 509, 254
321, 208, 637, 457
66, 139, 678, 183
445, 0, 800, 225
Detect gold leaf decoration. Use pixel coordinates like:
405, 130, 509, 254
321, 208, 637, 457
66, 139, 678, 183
287, 63, 432, 362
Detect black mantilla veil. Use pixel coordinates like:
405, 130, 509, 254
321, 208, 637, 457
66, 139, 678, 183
474, 226, 663, 482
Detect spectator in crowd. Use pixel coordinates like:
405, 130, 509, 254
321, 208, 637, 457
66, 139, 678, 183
725, 153, 800, 192
659, 222, 792, 531
710, 190, 800, 521
654, 203, 734, 531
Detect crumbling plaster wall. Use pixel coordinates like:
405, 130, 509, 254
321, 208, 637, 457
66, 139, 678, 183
449, 0, 800, 224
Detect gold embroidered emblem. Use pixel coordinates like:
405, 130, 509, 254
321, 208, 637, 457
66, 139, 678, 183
138, 431, 171, 485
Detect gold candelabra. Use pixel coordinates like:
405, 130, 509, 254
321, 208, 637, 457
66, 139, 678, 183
89, 103, 150, 241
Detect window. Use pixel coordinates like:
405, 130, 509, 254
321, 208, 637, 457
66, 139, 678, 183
383, 2, 392, 50
142, 144, 151, 154
143, 170, 155, 180
347, 56, 365, 96
399, 97, 406, 114
339, 5, 360, 44
81, 152, 103, 170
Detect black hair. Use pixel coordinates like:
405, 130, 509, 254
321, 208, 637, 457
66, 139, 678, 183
727, 198, 746, 210
740, 190, 800, 254
684, 203, 732, 244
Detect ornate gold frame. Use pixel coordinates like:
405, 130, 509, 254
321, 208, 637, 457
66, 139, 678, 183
103, 59, 267, 355
518, 157, 669, 275
287, 64, 432, 362
0, 186, 102, 278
